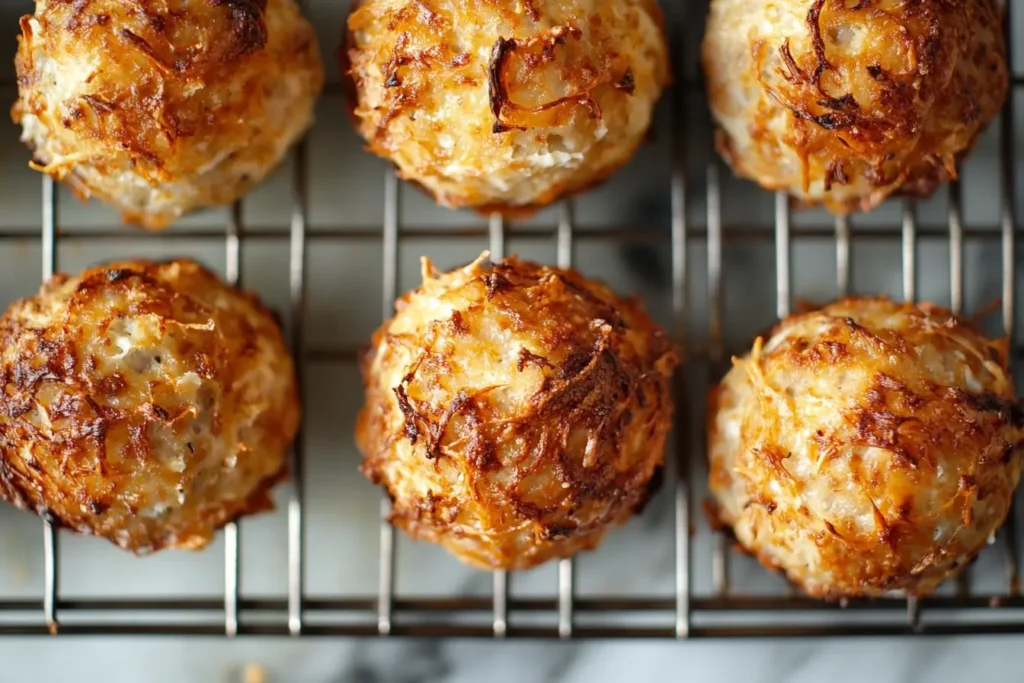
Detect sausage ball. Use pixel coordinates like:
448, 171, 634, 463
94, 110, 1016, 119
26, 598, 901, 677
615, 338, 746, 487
357, 253, 678, 569
702, 0, 1008, 213
708, 298, 1024, 598
0, 260, 300, 553
345, 0, 669, 213
12, 0, 324, 229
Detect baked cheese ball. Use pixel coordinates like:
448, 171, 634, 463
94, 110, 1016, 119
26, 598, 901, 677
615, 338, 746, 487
709, 298, 1024, 597
357, 253, 678, 569
702, 0, 1008, 213
345, 0, 669, 213
0, 260, 300, 553
12, 0, 324, 229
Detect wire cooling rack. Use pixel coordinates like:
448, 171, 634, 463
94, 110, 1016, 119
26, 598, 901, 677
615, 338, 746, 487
0, 0, 1023, 638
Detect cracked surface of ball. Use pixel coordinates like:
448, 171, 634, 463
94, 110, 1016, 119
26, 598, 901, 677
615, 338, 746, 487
13, 0, 324, 228
709, 298, 1024, 597
702, 0, 1007, 213
0, 260, 300, 553
345, 0, 669, 213
357, 254, 678, 569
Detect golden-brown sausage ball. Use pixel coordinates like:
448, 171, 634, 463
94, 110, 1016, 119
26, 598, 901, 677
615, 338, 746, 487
357, 253, 678, 569
702, 0, 1008, 213
345, 0, 669, 213
13, 0, 324, 229
0, 260, 300, 553
708, 297, 1024, 598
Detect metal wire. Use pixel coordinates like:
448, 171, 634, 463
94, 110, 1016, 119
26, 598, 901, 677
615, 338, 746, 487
774, 197, 799, 598
41, 176, 59, 634
898, 198, 922, 630
6, 222, 1017, 243
8, 591, 1024, 636
8, 592, 1024, 613
1000, 0, 1021, 598
286, 139, 312, 636
6, 0, 1024, 640
488, 212, 509, 639
948, 181, 964, 316
705, 162, 729, 598
377, 170, 400, 636
492, 571, 508, 639
774, 192, 791, 320
557, 559, 575, 640
902, 201, 917, 303
946, 181, 973, 599
224, 200, 243, 638
669, 3, 690, 635
224, 522, 240, 638
556, 202, 576, 640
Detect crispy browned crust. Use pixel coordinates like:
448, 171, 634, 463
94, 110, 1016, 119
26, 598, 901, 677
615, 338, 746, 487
703, 0, 1008, 213
0, 260, 300, 553
12, 0, 323, 229
356, 253, 679, 570
345, 0, 669, 211
708, 297, 1024, 597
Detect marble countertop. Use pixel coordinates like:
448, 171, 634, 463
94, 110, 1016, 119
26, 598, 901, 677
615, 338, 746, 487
1, 0, 1023, 680
4, 636, 1023, 682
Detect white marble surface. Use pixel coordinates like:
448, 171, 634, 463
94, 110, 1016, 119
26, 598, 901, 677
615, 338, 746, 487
3, 636, 1024, 682
1, 0, 1024, 680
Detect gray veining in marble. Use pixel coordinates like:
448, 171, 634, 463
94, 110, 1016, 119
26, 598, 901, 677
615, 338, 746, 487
0, 0, 1023, 680
5, 637, 1024, 682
